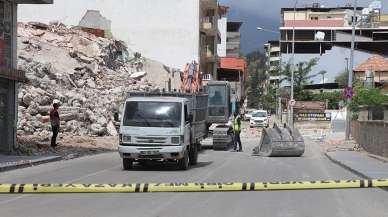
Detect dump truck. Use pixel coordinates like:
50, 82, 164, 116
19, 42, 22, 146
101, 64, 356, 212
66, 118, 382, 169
117, 92, 208, 170
205, 81, 234, 150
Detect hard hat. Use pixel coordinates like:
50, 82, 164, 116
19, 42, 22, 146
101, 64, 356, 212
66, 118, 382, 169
53, 99, 61, 105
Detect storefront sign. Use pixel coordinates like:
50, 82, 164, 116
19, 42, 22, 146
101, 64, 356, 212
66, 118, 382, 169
297, 112, 331, 121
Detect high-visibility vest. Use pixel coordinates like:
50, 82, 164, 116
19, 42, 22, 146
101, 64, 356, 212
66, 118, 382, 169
232, 116, 241, 133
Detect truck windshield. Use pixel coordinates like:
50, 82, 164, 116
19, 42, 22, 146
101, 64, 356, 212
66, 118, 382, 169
208, 86, 226, 106
123, 101, 182, 128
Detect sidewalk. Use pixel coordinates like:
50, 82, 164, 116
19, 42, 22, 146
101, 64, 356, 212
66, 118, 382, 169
323, 131, 388, 180
326, 151, 388, 179
0, 155, 62, 172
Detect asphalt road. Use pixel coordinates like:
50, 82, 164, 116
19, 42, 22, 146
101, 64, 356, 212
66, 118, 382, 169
1, 133, 388, 217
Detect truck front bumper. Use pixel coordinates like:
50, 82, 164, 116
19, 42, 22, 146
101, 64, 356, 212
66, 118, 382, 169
118, 145, 185, 160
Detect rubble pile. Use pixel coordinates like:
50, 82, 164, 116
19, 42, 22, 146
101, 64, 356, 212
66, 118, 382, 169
17, 22, 160, 137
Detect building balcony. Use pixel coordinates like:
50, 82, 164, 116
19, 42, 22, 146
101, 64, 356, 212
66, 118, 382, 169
201, 47, 217, 63
283, 20, 345, 28
201, 16, 218, 36
270, 56, 280, 62
270, 47, 280, 52
202, 73, 213, 81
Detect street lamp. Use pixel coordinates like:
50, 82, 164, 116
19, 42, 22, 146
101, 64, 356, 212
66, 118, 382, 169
256, 27, 280, 34
345, 0, 357, 140
288, 0, 298, 128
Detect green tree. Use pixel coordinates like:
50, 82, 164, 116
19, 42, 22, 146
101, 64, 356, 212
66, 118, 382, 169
349, 85, 388, 111
245, 50, 267, 108
335, 71, 349, 88
280, 58, 318, 100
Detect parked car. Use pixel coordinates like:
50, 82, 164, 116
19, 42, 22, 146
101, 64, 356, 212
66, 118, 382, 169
243, 109, 256, 121
250, 110, 269, 128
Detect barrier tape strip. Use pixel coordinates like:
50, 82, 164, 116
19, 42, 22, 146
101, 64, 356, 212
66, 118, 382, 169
0, 179, 387, 193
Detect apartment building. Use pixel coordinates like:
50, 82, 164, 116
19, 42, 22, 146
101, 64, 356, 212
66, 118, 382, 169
217, 5, 228, 58
264, 41, 280, 76
263, 41, 280, 94
200, 0, 220, 81
0, 0, 53, 152
279, 3, 388, 55
282, 6, 361, 28
226, 21, 242, 57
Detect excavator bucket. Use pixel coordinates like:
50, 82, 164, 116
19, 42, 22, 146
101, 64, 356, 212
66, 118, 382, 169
254, 124, 305, 157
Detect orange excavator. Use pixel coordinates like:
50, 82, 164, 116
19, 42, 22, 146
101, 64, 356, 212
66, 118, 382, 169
180, 61, 202, 93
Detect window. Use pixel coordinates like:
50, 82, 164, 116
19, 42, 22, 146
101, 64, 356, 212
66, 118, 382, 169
184, 104, 188, 123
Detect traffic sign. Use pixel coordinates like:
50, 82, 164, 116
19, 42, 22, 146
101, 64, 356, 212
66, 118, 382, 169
343, 87, 353, 99
289, 99, 296, 107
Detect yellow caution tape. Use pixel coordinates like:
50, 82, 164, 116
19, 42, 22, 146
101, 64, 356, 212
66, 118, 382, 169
0, 179, 387, 193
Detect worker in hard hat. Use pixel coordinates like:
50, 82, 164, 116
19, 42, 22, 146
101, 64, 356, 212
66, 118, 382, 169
49, 101, 60, 148
232, 112, 242, 152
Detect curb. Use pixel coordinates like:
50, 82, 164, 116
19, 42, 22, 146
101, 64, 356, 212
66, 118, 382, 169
0, 156, 62, 172
324, 152, 370, 179
325, 152, 388, 192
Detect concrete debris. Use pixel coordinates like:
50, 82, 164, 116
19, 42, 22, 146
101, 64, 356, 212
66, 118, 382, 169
130, 71, 147, 80
17, 22, 163, 137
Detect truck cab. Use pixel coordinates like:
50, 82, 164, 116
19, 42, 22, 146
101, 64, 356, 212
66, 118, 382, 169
118, 96, 199, 170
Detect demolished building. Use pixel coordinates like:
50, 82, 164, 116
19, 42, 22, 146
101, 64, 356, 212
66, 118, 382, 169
17, 21, 162, 140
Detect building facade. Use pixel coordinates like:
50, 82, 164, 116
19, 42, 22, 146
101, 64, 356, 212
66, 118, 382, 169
280, 4, 388, 55
264, 41, 280, 93
354, 55, 388, 94
0, 0, 53, 152
217, 5, 228, 58
78, 10, 112, 38
226, 21, 241, 57
200, 0, 220, 80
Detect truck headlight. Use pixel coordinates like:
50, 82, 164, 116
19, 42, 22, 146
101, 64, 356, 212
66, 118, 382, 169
171, 136, 180, 144
122, 135, 131, 143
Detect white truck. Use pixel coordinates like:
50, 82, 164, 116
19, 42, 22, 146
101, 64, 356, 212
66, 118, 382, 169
117, 92, 208, 170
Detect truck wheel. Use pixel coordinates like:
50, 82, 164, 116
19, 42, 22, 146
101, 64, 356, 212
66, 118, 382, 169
189, 144, 198, 165
178, 150, 189, 170
123, 158, 133, 170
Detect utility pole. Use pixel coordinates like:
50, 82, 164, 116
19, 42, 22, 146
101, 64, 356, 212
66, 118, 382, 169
345, 0, 357, 140
289, 0, 298, 127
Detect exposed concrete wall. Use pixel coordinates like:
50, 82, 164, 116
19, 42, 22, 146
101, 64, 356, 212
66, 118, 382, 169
78, 10, 111, 31
0, 0, 17, 152
18, 0, 201, 70
352, 120, 388, 158
217, 16, 227, 57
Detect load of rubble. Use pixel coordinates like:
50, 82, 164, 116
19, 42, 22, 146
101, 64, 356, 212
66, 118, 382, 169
17, 22, 161, 137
